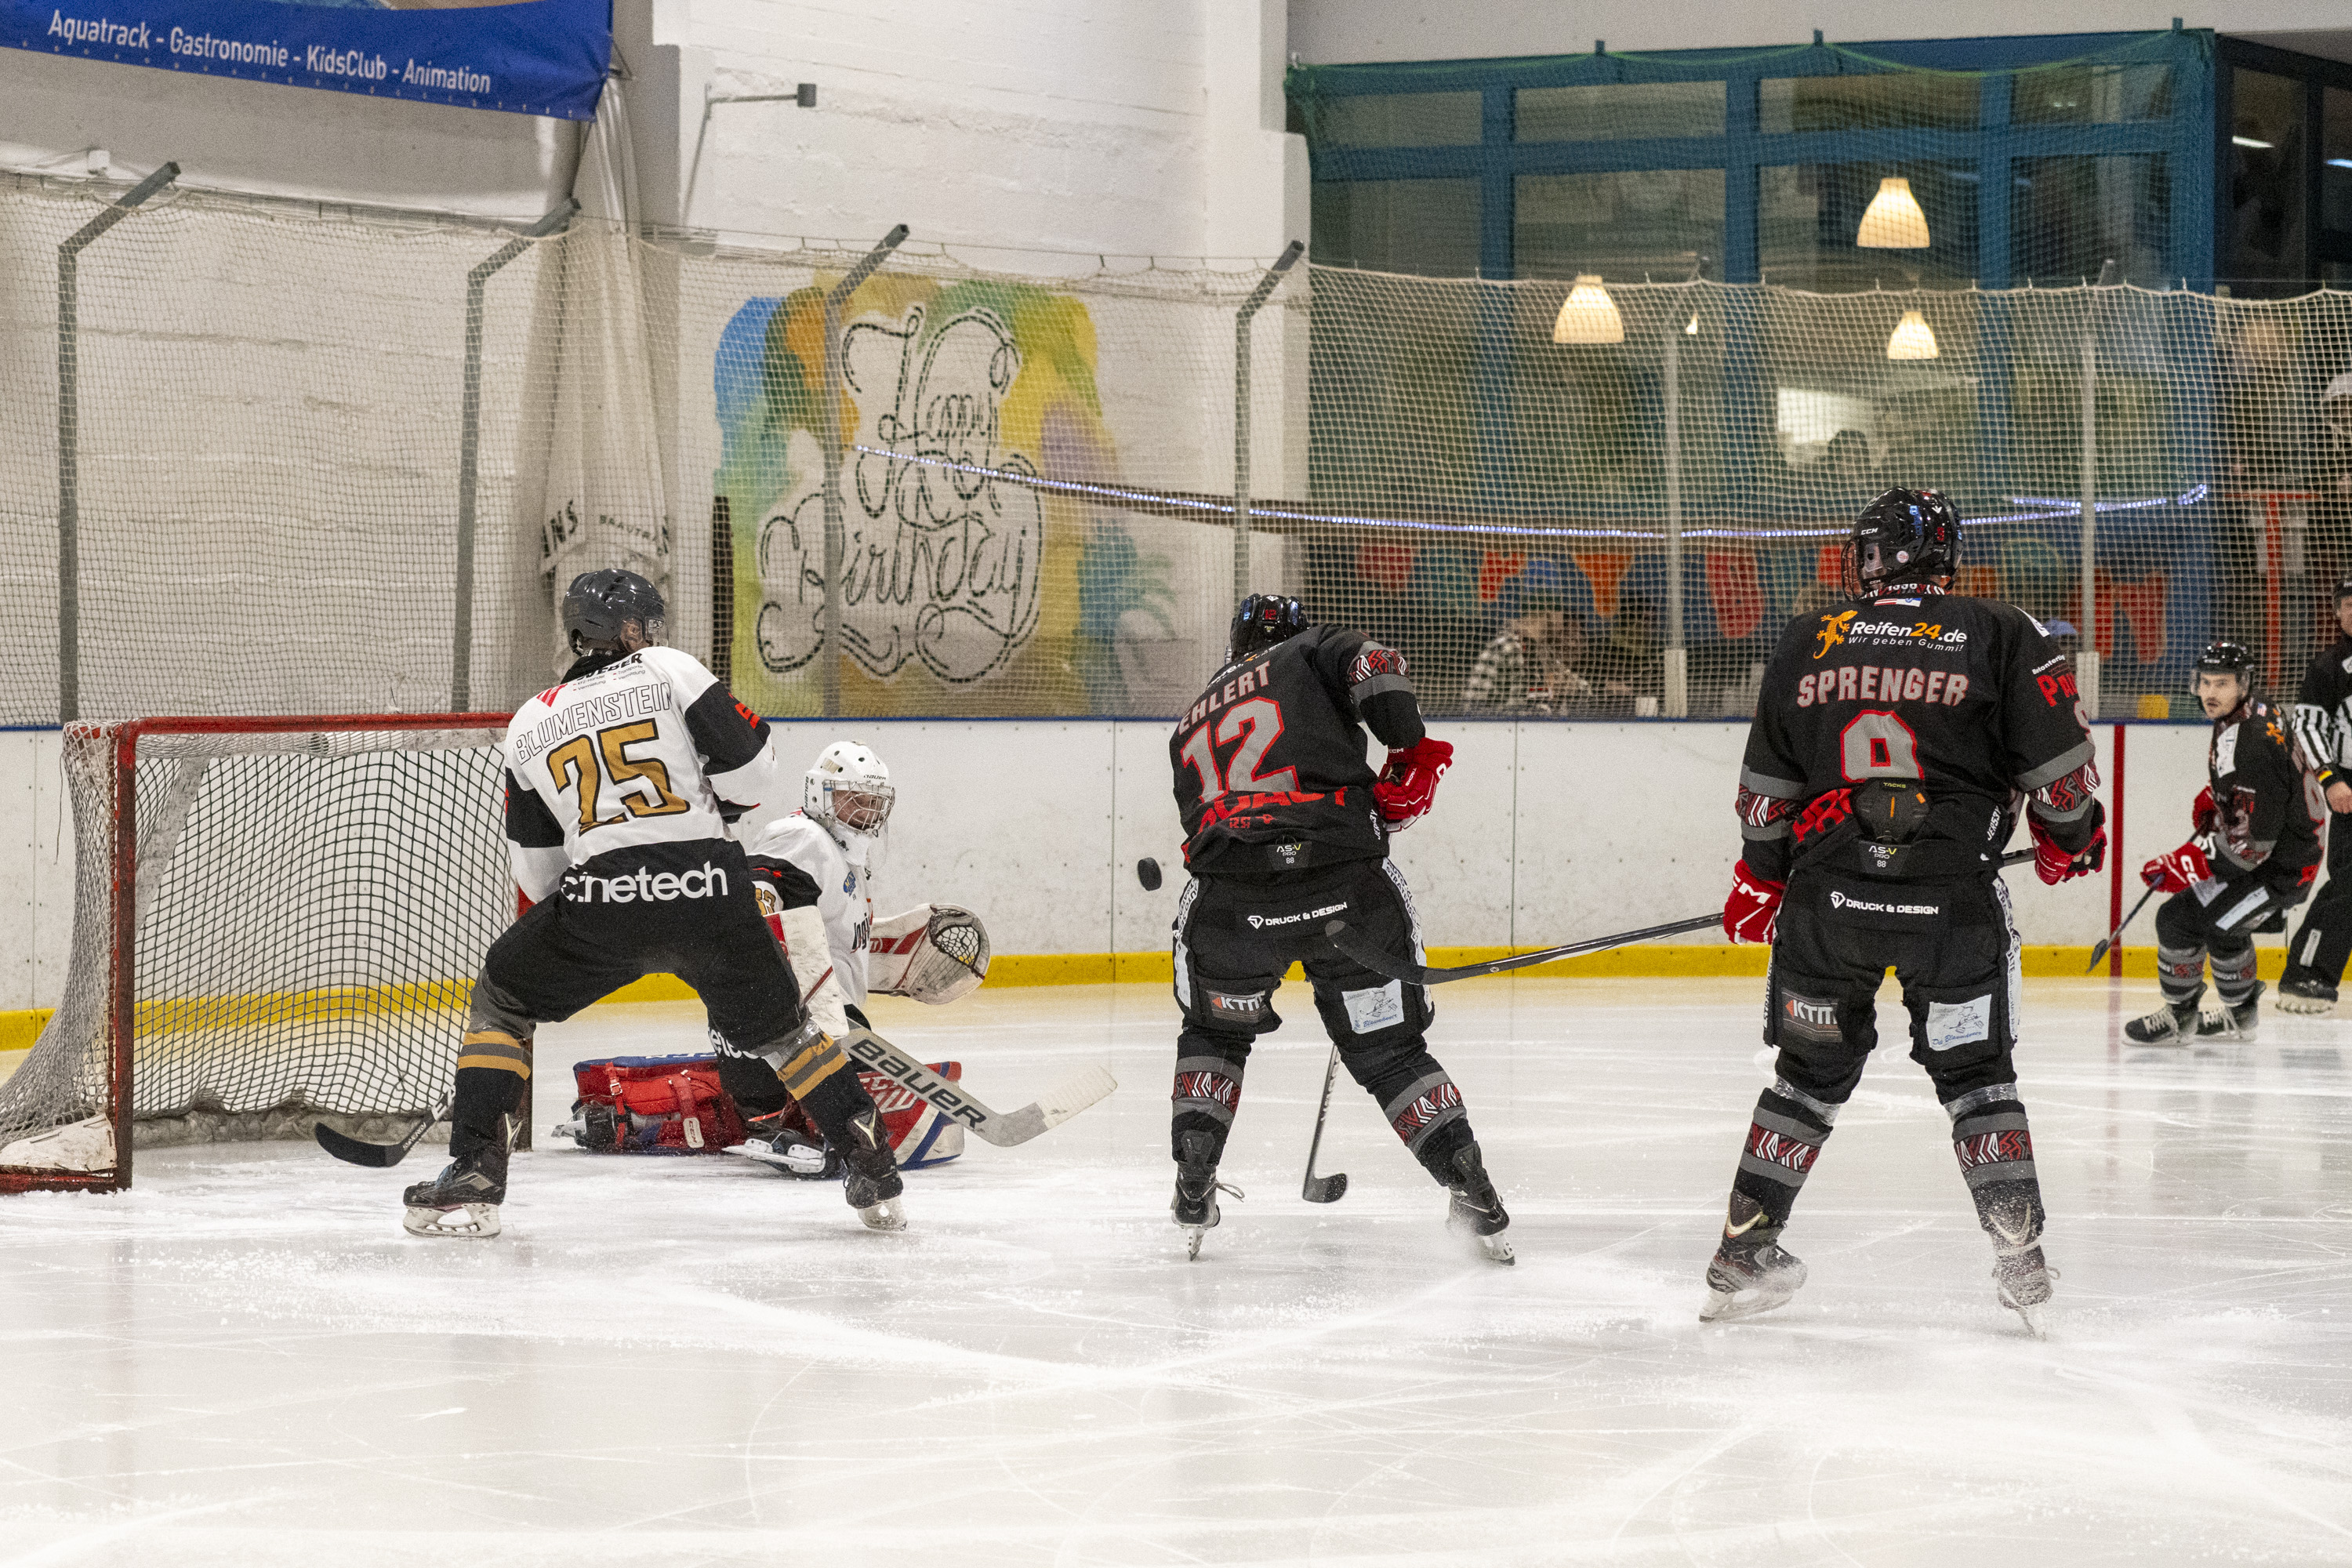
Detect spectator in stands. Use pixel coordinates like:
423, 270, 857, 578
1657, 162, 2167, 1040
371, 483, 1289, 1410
1463, 589, 1592, 716
1598, 597, 1665, 714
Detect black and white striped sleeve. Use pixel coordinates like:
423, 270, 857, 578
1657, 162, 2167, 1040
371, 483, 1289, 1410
2291, 649, 2341, 786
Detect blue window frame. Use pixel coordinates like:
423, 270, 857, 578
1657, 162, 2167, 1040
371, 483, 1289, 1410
1289, 28, 2217, 289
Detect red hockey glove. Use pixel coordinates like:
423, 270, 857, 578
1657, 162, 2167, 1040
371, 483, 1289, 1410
1374, 737, 1454, 829
2191, 784, 2216, 836
2030, 815, 2107, 885
2141, 839, 2212, 894
1722, 859, 1785, 945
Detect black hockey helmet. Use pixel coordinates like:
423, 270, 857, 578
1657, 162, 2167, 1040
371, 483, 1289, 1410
2192, 637, 2258, 706
1848, 488, 1962, 592
1229, 593, 1309, 662
563, 568, 666, 655
2336, 569, 2352, 602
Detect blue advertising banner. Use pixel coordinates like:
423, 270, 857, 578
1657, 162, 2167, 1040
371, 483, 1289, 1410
5, 0, 611, 120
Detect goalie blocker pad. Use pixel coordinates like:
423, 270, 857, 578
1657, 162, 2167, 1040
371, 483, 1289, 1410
869, 905, 992, 1004
552, 1052, 967, 1168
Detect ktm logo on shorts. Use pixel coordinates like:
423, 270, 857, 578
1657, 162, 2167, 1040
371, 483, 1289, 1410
1813, 610, 1857, 660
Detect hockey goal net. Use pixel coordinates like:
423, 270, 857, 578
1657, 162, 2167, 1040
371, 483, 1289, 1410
0, 716, 513, 1192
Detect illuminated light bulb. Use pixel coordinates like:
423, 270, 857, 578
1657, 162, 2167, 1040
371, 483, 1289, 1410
1857, 176, 1930, 249
1552, 274, 1624, 344
1886, 308, 1940, 361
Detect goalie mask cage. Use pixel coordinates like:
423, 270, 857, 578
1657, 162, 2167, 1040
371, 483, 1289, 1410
0, 716, 513, 1193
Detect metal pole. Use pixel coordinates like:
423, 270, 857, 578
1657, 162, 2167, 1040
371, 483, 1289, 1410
822, 224, 908, 718
1662, 314, 1688, 718
1233, 241, 1305, 608
454, 198, 575, 711
2078, 258, 2118, 720
57, 162, 177, 724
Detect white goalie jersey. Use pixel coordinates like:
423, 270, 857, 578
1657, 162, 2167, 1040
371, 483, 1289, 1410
740, 811, 989, 1034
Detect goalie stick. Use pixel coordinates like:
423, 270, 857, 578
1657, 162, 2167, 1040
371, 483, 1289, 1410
1328, 848, 2036, 986
836, 1026, 1116, 1148
315, 1097, 452, 1168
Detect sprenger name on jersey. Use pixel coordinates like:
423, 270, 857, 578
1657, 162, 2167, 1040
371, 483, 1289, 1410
510, 681, 673, 764
1794, 666, 1975, 709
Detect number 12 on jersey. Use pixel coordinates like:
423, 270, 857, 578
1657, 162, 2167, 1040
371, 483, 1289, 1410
1178, 698, 1298, 799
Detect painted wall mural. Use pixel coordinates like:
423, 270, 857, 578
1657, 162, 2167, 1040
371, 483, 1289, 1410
714, 276, 1174, 717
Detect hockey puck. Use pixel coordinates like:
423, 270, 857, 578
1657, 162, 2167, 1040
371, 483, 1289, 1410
1137, 857, 1163, 891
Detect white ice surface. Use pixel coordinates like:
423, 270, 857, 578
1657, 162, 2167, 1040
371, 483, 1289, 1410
5, 978, 2352, 1566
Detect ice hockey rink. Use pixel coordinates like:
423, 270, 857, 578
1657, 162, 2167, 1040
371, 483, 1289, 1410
5, 975, 2350, 1567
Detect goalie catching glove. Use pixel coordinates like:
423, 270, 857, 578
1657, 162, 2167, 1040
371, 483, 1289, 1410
1374, 737, 1453, 830
868, 905, 992, 1004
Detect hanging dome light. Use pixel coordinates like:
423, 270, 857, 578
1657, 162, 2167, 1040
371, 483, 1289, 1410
1552, 274, 1624, 344
1857, 176, 1931, 249
1886, 308, 1940, 360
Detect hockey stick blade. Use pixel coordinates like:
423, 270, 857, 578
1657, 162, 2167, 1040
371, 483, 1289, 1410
2087, 882, 2161, 973
1329, 848, 2041, 985
1301, 1044, 1347, 1203
314, 1098, 450, 1168
837, 1027, 1116, 1148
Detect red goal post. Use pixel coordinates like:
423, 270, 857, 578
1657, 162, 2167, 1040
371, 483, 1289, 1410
0, 713, 513, 1193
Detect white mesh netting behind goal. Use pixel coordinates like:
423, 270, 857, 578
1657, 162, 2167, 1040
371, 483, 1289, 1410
0, 718, 510, 1191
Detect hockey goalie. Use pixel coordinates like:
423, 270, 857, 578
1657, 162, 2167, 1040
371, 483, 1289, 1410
719, 740, 992, 1175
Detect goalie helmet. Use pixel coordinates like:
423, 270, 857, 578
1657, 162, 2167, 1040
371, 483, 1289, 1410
1847, 489, 1961, 592
562, 568, 666, 656
805, 741, 895, 839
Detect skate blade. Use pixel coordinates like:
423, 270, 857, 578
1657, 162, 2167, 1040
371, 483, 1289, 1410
402, 1203, 499, 1240
1182, 1224, 1207, 1261
724, 1141, 832, 1178
2274, 996, 2334, 1015
1475, 1232, 1516, 1266
1698, 1283, 1798, 1323
855, 1196, 907, 1232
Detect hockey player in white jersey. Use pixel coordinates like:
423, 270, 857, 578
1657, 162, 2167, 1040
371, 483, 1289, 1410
722, 742, 991, 1173
399, 571, 905, 1237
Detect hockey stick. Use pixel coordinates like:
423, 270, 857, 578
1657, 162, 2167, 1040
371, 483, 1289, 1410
1301, 1045, 1348, 1203
1327, 848, 2038, 986
315, 1097, 452, 1169
836, 1026, 1116, 1148
2086, 883, 2160, 974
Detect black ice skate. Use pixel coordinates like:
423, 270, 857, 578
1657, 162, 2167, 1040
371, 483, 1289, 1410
2194, 982, 2262, 1042
1443, 1140, 1515, 1265
1699, 1199, 1807, 1323
730, 1109, 840, 1180
401, 1142, 508, 1239
1982, 1199, 2056, 1339
2123, 985, 2201, 1046
839, 1109, 906, 1231
2275, 970, 2338, 1015
1171, 1131, 1242, 1261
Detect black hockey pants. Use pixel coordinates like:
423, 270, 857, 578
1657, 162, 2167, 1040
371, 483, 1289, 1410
452, 840, 873, 1160
1170, 858, 1474, 1182
2283, 811, 2352, 987
2155, 868, 2310, 1008
1730, 868, 2042, 1244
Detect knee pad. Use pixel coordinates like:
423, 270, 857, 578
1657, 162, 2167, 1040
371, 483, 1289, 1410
464, 971, 538, 1055
1311, 975, 1429, 1051
1764, 967, 1874, 1104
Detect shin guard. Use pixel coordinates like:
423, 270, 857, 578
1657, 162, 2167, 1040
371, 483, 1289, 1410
1731, 1079, 1838, 1226
1947, 1083, 2045, 1245
1171, 1051, 1245, 1164
2156, 939, 2208, 1007
1381, 1070, 1473, 1179
2210, 942, 2260, 1009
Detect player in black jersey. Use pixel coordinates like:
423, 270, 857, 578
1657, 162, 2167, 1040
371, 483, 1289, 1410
1711, 490, 2107, 1334
2123, 641, 2324, 1044
1164, 594, 1512, 1263
2279, 576, 2352, 1013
